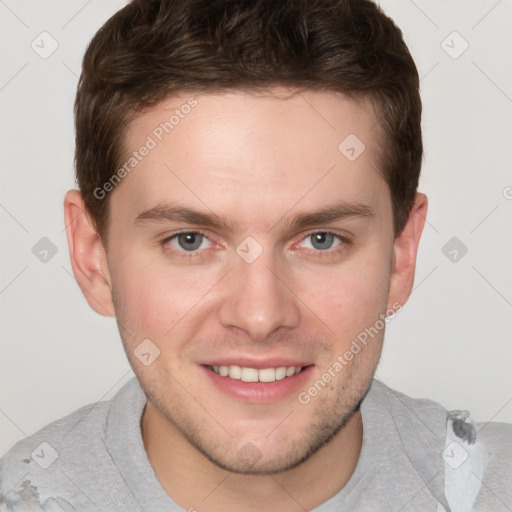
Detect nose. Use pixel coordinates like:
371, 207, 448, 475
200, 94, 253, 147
218, 250, 301, 342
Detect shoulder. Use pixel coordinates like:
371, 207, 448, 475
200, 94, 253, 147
366, 380, 512, 508
0, 378, 143, 509
371, 378, 512, 446
473, 419, 512, 506
476, 418, 512, 450
369, 379, 512, 442
366, 379, 450, 433
0, 399, 109, 493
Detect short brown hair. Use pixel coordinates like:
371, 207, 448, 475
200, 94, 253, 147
75, 0, 422, 240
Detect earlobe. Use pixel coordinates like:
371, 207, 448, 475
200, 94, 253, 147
63, 190, 115, 317
387, 193, 428, 310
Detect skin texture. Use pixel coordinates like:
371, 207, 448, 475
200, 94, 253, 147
64, 88, 427, 511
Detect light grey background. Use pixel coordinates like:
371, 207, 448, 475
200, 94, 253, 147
1, 0, 511, 457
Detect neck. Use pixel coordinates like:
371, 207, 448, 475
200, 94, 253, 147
141, 403, 363, 512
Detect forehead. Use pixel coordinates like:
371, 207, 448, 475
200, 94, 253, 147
112, 88, 389, 230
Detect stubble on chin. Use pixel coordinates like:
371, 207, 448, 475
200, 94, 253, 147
138, 362, 374, 476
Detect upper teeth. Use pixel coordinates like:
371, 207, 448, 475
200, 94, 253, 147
211, 365, 303, 383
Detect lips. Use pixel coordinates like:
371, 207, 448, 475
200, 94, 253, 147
209, 364, 303, 383
201, 361, 313, 403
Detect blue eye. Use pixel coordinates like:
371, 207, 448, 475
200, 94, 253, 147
301, 232, 343, 251
168, 232, 211, 252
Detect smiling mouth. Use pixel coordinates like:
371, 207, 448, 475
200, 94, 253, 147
206, 364, 306, 383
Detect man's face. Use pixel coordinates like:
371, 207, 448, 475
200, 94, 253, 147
105, 89, 396, 473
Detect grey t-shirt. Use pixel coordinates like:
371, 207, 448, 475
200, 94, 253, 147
1, 378, 511, 511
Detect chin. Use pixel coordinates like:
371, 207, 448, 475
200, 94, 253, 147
163, 394, 361, 476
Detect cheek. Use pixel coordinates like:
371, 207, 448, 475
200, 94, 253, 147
291, 250, 391, 340
110, 255, 222, 341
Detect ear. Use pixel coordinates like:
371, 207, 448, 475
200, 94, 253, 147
387, 193, 428, 310
63, 190, 115, 317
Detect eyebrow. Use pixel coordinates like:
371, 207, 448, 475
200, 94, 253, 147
134, 200, 374, 232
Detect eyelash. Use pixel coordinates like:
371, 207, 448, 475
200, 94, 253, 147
161, 230, 352, 260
